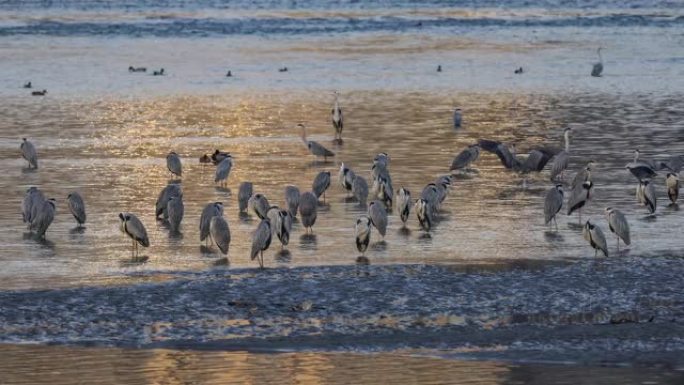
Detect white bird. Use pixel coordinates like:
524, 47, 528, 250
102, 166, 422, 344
550, 128, 572, 181
250, 218, 272, 269
544, 184, 564, 230
605, 207, 630, 251
118, 212, 149, 257
32, 198, 56, 239
591, 48, 604, 77
355, 215, 371, 256
299, 124, 335, 162
167, 194, 184, 233
397, 187, 411, 226
299, 191, 318, 233
238, 182, 253, 213
666, 173, 679, 204
332, 91, 343, 143
20, 138, 38, 169
166, 151, 182, 178
210, 215, 231, 255
215, 155, 233, 187
199, 202, 223, 246
368, 200, 388, 239
284, 186, 300, 219
583, 220, 608, 257
67, 192, 87, 227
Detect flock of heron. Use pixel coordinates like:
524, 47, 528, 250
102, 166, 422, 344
20, 51, 669, 267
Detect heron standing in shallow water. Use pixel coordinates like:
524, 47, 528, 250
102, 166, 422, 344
155, 183, 181, 219
591, 48, 604, 77
544, 184, 563, 230
450, 144, 479, 172
332, 91, 343, 143
666, 173, 679, 204
67, 192, 86, 227
32, 198, 56, 239
22, 187, 45, 230
605, 207, 630, 251
237, 182, 253, 214
119, 212, 149, 257
339, 163, 355, 196
249, 194, 270, 220
415, 198, 432, 232
285, 186, 300, 219
166, 151, 182, 179
355, 215, 371, 256
167, 194, 184, 233
550, 128, 572, 181
299, 192, 318, 233
312, 171, 331, 202
368, 200, 388, 239
251, 218, 272, 268
275, 209, 292, 249
215, 155, 233, 187
20, 138, 38, 169
299, 124, 335, 162
583, 220, 608, 257
567, 181, 593, 223
210, 215, 230, 255
352, 174, 369, 206
626, 149, 657, 182
199, 202, 223, 246
637, 179, 656, 214
397, 187, 411, 226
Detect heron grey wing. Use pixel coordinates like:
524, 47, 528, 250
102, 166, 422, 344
368, 202, 388, 236
566, 186, 587, 215
478, 139, 501, 153
21, 141, 38, 168
571, 168, 587, 189
285, 186, 300, 217
67, 193, 87, 224
199, 204, 216, 241
266, 206, 281, 235
495, 144, 518, 169
155, 184, 179, 217
521, 150, 545, 172
167, 197, 184, 231
215, 158, 232, 182
238, 182, 253, 212
309, 141, 335, 157
299, 192, 318, 228
210, 216, 230, 254
550, 151, 569, 180
592, 62, 603, 77
610, 211, 630, 245
29, 193, 46, 226
627, 164, 656, 181
312, 172, 331, 198
251, 220, 272, 260
33, 201, 55, 236
450, 148, 475, 170
644, 183, 657, 213
593, 225, 609, 257
352, 176, 369, 204
127, 214, 150, 247
543, 189, 563, 224
167, 154, 182, 176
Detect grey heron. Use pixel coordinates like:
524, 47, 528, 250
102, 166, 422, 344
22, 187, 45, 229
415, 198, 432, 232
299, 124, 335, 162
200, 202, 223, 245
352, 175, 369, 206
377, 175, 393, 209
420, 183, 439, 216
155, 183, 181, 219
478, 139, 556, 173
453, 108, 462, 129
209, 215, 231, 255
20, 138, 38, 169
118, 212, 149, 257
355, 215, 371, 256
605, 207, 630, 251
339, 163, 355, 196
211, 150, 231, 165
332, 91, 343, 143
591, 48, 603, 77
666, 173, 679, 204
275, 209, 292, 248
249, 193, 270, 220
266, 206, 281, 235
237, 182, 253, 213
299, 191, 318, 233
583, 220, 608, 257
368, 200, 388, 239
550, 128, 572, 181
544, 184, 564, 230
450, 144, 480, 171
166, 151, 182, 178
215, 155, 233, 187
397, 187, 411, 226
24, 81, 31, 88
167, 194, 184, 233
567, 181, 593, 223
66, 192, 86, 227
32, 198, 56, 239
659, 155, 684, 173
373, 152, 390, 168
284, 186, 300, 218
250, 218, 272, 269
626, 149, 657, 182
637, 179, 656, 214
571, 161, 595, 190
312, 171, 331, 202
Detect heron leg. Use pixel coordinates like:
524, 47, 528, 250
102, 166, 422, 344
554, 216, 558, 231
578, 208, 582, 224
259, 250, 264, 269
594, 248, 597, 258
616, 236, 620, 252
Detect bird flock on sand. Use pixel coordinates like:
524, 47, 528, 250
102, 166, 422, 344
21, 49, 660, 268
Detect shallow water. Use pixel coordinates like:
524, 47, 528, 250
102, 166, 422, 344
0, 0, 684, 377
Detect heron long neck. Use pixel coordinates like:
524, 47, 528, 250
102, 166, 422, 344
634, 151, 639, 163
300, 127, 308, 144
564, 131, 570, 152
333, 99, 340, 120
597, 48, 603, 63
